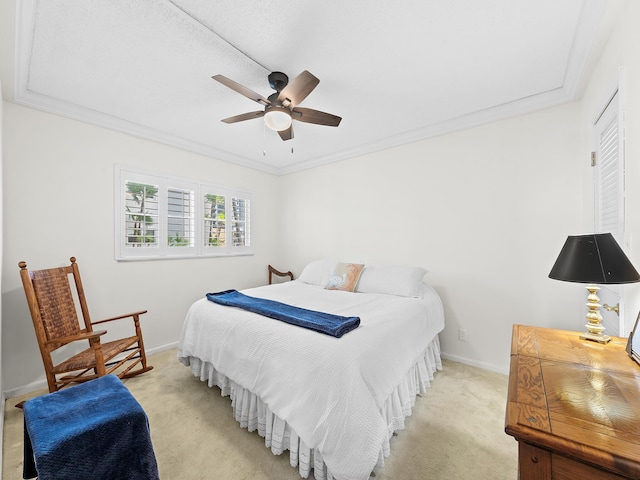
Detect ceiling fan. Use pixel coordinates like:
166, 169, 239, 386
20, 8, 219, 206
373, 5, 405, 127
212, 70, 341, 141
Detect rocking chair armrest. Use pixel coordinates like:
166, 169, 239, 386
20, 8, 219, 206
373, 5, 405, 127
44, 329, 107, 346
92, 310, 148, 325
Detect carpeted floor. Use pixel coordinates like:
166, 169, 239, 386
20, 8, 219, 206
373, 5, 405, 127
3, 349, 517, 479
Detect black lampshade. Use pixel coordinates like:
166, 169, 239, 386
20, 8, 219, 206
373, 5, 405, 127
549, 233, 640, 284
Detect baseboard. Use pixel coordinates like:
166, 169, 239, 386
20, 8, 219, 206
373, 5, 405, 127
440, 351, 509, 376
145, 341, 179, 357
2, 341, 179, 400
4, 377, 47, 400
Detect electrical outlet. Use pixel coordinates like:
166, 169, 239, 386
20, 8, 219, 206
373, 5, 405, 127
458, 328, 468, 342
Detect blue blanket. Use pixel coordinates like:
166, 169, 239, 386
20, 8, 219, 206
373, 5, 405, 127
23, 375, 159, 480
206, 289, 360, 338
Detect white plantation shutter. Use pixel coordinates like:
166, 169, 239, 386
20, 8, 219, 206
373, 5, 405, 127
117, 166, 254, 260
593, 89, 625, 336
594, 91, 623, 243
202, 190, 252, 254
167, 187, 195, 247
124, 181, 159, 248
231, 197, 251, 247
204, 194, 226, 247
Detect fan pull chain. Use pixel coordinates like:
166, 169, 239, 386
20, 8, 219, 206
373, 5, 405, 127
263, 122, 267, 156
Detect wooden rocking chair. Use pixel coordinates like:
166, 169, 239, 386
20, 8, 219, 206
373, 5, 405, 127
19, 257, 153, 393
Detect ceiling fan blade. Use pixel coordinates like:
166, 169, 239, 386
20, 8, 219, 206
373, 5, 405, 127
278, 125, 293, 141
278, 70, 319, 108
212, 75, 271, 106
221, 111, 265, 124
292, 107, 341, 127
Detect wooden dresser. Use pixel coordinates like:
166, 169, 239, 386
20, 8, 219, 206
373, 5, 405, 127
505, 324, 640, 479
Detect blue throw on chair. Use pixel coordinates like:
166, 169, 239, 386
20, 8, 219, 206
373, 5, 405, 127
23, 374, 159, 480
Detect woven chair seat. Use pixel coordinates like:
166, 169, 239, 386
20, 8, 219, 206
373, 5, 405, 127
52, 336, 140, 374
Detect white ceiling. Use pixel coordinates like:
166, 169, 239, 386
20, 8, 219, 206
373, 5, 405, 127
11, 0, 616, 174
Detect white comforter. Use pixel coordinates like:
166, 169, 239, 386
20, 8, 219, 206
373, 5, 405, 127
178, 281, 444, 480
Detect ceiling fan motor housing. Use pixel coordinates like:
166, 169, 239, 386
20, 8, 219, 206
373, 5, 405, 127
268, 71, 289, 92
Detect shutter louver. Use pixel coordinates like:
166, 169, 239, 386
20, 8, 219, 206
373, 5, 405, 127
595, 106, 622, 240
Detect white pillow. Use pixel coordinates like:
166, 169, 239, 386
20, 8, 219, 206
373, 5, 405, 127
356, 264, 427, 297
298, 259, 338, 286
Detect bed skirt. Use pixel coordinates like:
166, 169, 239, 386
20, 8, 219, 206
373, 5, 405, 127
182, 335, 442, 480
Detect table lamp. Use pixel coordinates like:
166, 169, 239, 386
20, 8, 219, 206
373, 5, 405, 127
549, 233, 640, 343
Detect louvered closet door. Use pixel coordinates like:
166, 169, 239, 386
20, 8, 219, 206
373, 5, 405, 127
594, 90, 625, 336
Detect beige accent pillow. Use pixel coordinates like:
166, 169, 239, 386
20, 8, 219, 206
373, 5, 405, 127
325, 263, 365, 292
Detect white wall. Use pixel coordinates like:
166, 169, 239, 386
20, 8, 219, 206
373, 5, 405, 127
1, 102, 282, 393
278, 1, 640, 374
280, 102, 587, 373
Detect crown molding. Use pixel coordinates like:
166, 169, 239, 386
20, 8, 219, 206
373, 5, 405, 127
11, 0, 611, 177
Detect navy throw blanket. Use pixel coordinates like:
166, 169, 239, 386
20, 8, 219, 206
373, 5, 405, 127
23, 374, 159, 480
206, 289, 360, 338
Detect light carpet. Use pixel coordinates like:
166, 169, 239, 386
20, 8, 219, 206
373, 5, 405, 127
3, 349, 517, 479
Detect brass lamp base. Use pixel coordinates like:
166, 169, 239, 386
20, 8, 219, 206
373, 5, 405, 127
580, 284, 611, 344
580, 331, 611, 344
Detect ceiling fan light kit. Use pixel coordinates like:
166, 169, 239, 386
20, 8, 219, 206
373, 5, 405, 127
213, 70, 341, 141
264, 106, 292, 131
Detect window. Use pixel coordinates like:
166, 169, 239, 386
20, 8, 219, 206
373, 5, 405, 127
202, 190, 251, 251
116, 166, 253, 260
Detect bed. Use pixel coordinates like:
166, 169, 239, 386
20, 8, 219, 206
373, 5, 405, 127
178, 260, 445, 480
